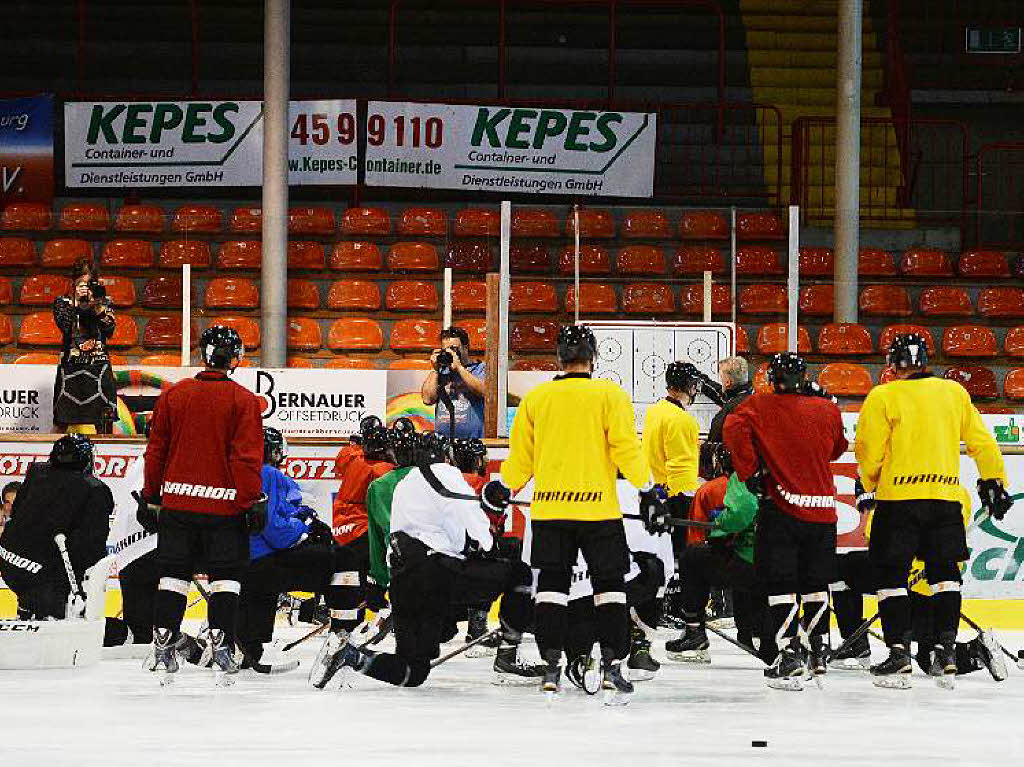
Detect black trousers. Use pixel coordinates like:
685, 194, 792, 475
0, 562, 67, 620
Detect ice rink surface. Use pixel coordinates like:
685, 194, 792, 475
1, 624, 1022, 767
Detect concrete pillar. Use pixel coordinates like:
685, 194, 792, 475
834, 0, 862, 323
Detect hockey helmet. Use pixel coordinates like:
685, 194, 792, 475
665, 361, 702, 395
351, 414, 383, 445
556, 324, 597, 365
49, 433, 94, 474
391, 416, 417, 436
767, 352, 807, 393
200, 325, 245, 369
263, 426, 288, 467
416, 431, 451, 465
388, 429, 419, 468
362, 426, 391, 461
452, 438, 488, 475
887, 333, 929, 370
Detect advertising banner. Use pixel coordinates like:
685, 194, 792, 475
0, 94, 54, 203
64, 99, 358, 188
364, 100, 656, 197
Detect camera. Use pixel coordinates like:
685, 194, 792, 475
80, 280, 107, 304
436, 350, 454, 375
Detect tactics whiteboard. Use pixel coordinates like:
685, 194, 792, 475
587, 321, 736, 433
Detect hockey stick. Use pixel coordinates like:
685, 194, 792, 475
704, 623, 765, 664
53, 533, 86, 619
430, 627, 502, 668
958, 611, 1018, 664
281, 622, 328, 652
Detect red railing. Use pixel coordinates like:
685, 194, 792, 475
977, 142, 1024, 249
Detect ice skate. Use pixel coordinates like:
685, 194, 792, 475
930, 644, 956, 690
151, 629, 179, 686
540, 653, 561, 704
492, 644, 546, 686
806, 637, 829, 688
665, 624, 711, 664
706, 588, 735, 630
202, 629, 239, 686
764, 647, 805, 691
175, 631, 207, 666
565, 653, 600, 694
627, 625, 660, 681
829, 635, 871, 671
871, 646, 913, 689
309, 630, 358, 689
464, 609, 498, 658
972, 631, 1008, 682
601, 657, 634, 706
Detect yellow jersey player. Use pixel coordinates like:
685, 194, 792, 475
485, 324, 656, 704
642, 361, 702, 516
855, 333, 1011, 688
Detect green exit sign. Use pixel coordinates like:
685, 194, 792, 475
965, 26, 1022, 54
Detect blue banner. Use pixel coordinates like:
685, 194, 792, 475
0, 94, 54, 203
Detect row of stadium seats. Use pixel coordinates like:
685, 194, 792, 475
0, 203, 788, 241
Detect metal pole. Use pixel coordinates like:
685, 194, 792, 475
834, 0, 862, 323
180, 263, 191, 366
442, 267, 452, 329
702, 271, 712, 323
729, 206, 737, 327
261, 0, 290, 368
497, 201, 511, 437
788, 206, 800, 352
573, 204, 581, 325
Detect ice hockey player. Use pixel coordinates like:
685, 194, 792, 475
723, 352, 847, 690
0, 434, 112, 619
140, 325, 265, 685
489, 324, 658, 704
308, 430, 538, 689
855, 333, 1010, 688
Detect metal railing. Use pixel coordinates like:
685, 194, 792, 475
977, 142, 1024, 249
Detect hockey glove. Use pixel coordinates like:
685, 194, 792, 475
132, 491, 161, 534
854, 477, 876, 514
481, 479, 513, 515
745, 468, 767, 499
306, 517, 334, 546
244, 494, 269, 534
639, 485, 671, 535
366, 577, 388, 612
699, 375, 725, 407
978, 478, 1013, 521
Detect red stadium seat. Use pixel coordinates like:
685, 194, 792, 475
286, 357, 316, 369
565, 283, 617, 313
15, 352, 59, 365
142, 277, 183, 309
558, 244, 610, 274
340, 207, 389, 236
680, 211, 728, 240
101, 240, 154, 268
389, 358, 433, 370
0, 238, 35, 266
230, 207, 262, 233
287, 241, 326, 270
159, 240, 212, 270
0, 278, 10, 305
60, 203, 109, 231
386, 281, 439, 311
213, 316, 261, 350
143, 316, 198, 349
673, 245, 724, 275
171, 204, 222, 233
919, 287, 973, 317
900, 248, 953, 277
942, 325, 999, 357
736, 211, 784, 240
454, 208, 499, 237
859, 248, 897, 276
958, 250, 1009, 278
1, 202, 51, 231
617, 246, 667, 275
679, 284, 731, 316
753, 362, 772, 394
735, 325, 749, 353
328, 318, 384, 351
107, 315, 139, 348
735, 245, 783, 275
398, 207, 446, 236
859, 285, 912, 316
817, 323, 873, 355
139, 354, 184, 367
756, 323, 811, 354
326, 356, 376, 370
205, 278, 260, 309
879, 324, 936, 357
818, 363, 873, 397
511, 320, 559, 351
287, 317, 322, 351
217, 240, 262, 270
738, 284, 786, 314
799, 247, 834, 276
460, 318, 487, 352
287, 279, 320, 310
41, 239, 91, 268
622, 283, 674, 314
944, 366, 999, 399
512, 209, 559, 238
512, 359, 560, 371
17, 312, 61, 346
799, 284, 834, 316
452, 281, 486, 313
390, 319, 441, 351
98, 276, 137, 308
326, 280, 381, 311
510, 282, 558, 313
115, 204, 164, 233
289, 207, 335, 235
446, 242, 492, 272
511, 244, 551, 273
978, 288, 1024, 319
330, 242, 382, 271
1005, 327, 1024, 357
390, 242, 440, 272
1004, 369, 1024, 400
621, 209, 670, 239
566, 209, 615, 239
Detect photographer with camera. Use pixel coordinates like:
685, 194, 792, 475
421, 326, 486, 438
52, 259, 117, 434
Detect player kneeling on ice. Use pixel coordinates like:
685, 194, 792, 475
308, 430, 538, 689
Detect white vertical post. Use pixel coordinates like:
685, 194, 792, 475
702, 270, 712, 323
180, 263, 191, 366
573, 203, 581, 325
729, 206, 737, 327
834, 0, 862, 324
787, 205, 800, 352
497, 201, 512, 437
442, 267, 452, 328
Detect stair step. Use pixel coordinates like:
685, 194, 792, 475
750, 67, 884, 89
748, 50, 883, 68
740, 0, 839, 14
753, 86, 885, 106
742, 13, 873, 33
746, 31, 843, 50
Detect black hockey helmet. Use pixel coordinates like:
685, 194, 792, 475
452, 437, 487, 475
391, 416, 417, 436
556, 324, 597, 365
416, 431, 451, 465
362, 426, 390, 461
49, 433, 94, 474
351, 414, 383, 445
200, 325, 244, 369
389, 429, 418, 468
666, 361, 702, 394
887, 333, 929, 370
767, 352, 807, 393
263, 426, 288, 467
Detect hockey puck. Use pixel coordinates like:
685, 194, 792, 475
751, 741, 768, 748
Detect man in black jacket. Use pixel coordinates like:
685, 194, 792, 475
706, 357, 752, 445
